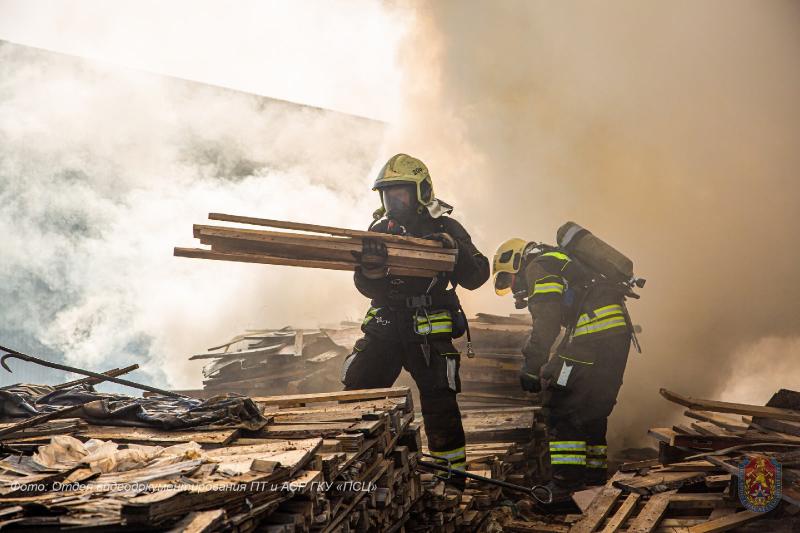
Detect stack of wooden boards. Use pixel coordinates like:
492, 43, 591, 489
185, 325, 363, 397
413, 404, 547, 532
183, 313, 535, 406
502, 387, 800, 533
174, 213, 457, 278
0, 387, 431, 532
452, 313, 533, 408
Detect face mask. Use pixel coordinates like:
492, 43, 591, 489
382, 184, 417, 221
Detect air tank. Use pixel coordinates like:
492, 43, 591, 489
556, 222, 634, 283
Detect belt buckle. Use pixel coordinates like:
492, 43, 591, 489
406, 294, 432, 309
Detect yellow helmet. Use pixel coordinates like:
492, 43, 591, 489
373, 154, 435, 217
492, 238, 528, 295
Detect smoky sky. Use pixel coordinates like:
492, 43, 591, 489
390, 1, 800, 446
0, 40, 386, 390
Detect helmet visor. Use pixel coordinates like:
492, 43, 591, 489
381, 184, 416, 218
494, 272, 515, 296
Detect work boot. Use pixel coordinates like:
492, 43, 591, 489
532, 480, 583, 514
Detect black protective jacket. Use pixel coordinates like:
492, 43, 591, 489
354, 213, 489, 341
518, 249, 629, 372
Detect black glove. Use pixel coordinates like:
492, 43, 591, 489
352, 238, 388, 279
519, 364, 541, 393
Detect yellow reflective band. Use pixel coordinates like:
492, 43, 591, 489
541, 251, 571, 262
586, 458, 607, 468
549, 441, 587, 451
430, 446, 466, 461
576, 304, 624, 327
573, 316, 627, 337
587, 445, 607, 455
416, 324, 453, 335
362, 307, 380, 325
550, 454, 586, 465
532, 282, 565, 296
417, 312, 451, 322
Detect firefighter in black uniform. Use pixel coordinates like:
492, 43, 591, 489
342, 154, 490, 482
492, 238, 633, 502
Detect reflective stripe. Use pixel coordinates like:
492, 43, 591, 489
550, 454, 586, 465
541, 251, 571, 262
430, 446, 466, 461
573, 316, 627, 337
450, 461, 466, 470
416, 323, 453, 335
362, 307, 379, 326
576, 304, 624, 327
549, 441, 587, 452
415, 310, 453, 335
532, 282, 564, 296
586, 458, 607, 469
587, 445, 607, 455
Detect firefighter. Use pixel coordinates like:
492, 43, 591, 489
342, 154, 490, 486
492, 238, 632, 502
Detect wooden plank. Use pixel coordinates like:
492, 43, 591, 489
685, 510, 763, 533
600, 493, 640, 533
613, 471, 706, 495
207, 213, 445, 249
626, 490, 675, 533
750, 416, 800, 438
165, 509, 226, 533
253, 387, 410, 408
196, 225, 456, 270
648, 428, 678, 443
0, 402, 93, 440
671, 433, 800, 450
174, 247, 439, 278
569, 481, 623, 533
684, 410, 749, 433
666, 493, 728, 509
78, 426, 239, 445
660, 389, 800, 422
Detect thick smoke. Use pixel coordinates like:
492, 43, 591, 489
0, 41, 384, 389
390, 1, 800, 446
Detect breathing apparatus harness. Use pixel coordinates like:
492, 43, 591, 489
366, 216, 475, 364
514, 243, 645, 353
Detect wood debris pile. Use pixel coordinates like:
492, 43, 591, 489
183, 312, 534, 406
0, 385, 545, 532
187, 325, 362, 397
0, 387, 415, 531
500, 387, 800, 533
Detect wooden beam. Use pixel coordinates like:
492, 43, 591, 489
207, 213, 444, 249
173, 247, 439, 278
660, 389, 800, 422
253, 387, 411, 408
600, 492, 640, 533
685, 510, 764, 533
626, 490, 675, 533
671, 433, 800, 450
569, 482, 623, 533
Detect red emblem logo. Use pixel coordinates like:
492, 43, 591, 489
738, 455, 782, 513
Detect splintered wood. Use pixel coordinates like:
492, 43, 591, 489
560, 387, 800, 533
0, 387, 419, 532
174, 213, 456, 278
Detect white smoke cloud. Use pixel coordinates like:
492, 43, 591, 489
0, 41, 389, 389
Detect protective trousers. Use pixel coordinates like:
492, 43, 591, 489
341, 334, 466, 477
542, 334, 630, 489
